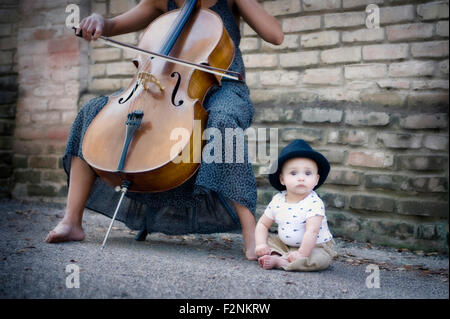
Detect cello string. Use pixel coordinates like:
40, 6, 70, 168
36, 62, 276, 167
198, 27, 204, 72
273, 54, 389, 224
137, 0, 192, 81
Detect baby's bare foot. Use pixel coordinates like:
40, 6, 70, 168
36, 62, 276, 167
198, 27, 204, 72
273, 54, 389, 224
45, 222, 85, 243
258, 255, 288, 270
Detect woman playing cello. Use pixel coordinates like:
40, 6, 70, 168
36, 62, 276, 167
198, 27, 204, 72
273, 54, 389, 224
45, 0, 283, 260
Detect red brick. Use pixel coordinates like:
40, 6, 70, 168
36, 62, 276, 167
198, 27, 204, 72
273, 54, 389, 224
46, 127, 70, 141
33, 28, 55, 40
47, 37, 79, 54
386, 23, 434, 42
29, 156, 57, 169
348, 151, 393, 168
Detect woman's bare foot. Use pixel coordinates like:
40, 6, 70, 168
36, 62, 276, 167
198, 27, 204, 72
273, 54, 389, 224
45, 222, 85, 243
233, 202, 257, 261
258, 254, 289, 270
244, 242, 257, 261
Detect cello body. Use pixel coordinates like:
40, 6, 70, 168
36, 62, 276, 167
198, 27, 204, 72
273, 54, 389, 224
81, 1, 235, 192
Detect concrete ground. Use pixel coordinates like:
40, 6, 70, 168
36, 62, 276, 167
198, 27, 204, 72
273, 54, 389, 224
0, 198, 448, 300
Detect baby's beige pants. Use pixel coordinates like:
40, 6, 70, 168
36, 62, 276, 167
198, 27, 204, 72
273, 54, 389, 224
267, 235, 337, 271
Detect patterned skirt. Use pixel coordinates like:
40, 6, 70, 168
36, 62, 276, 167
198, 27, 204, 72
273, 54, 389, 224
62, 81, 257, 235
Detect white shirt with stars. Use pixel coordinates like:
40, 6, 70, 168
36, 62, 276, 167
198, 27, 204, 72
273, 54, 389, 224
263, 190, 333, 247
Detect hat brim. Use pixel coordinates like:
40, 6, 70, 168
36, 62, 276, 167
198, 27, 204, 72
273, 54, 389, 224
268, 150, 330, 191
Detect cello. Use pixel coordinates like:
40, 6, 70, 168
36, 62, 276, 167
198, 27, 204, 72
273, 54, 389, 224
75, 0, 242, 248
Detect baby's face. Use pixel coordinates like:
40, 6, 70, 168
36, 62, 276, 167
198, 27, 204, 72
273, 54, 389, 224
279, 157, 320, 200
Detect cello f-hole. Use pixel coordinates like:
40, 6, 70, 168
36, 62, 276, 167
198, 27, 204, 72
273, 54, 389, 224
170, 71, 184, 107
119, 82, 139, 104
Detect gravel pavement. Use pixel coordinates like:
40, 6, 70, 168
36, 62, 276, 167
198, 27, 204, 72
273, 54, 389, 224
0, 198, 448, 300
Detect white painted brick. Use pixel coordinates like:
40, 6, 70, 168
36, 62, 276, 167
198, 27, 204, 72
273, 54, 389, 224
302, 67, 342, 85
376, 79, 410, 90
91, 78, 122, 91
344, 63, 387, 79
361, 92, 406, 107
282, 16, 321, 33
243, 54, 278, 68
301, 31, 340, 48
302, 108, 343, 123
322, 46, 361, 64
343, 0, 383, 9
386, 23, 434, 42
362, 44, 409, 61
317, 88, 361, 101
439, 60, 449, 76
324, 11, 366, 28
106, 62, 136, 76
109, 0, 136, 15
92, 2, 107, 16
240, 37, 259, 52
436, 21, 449, 37
263, 0, 301, 16
400, 113, 448, 129
411, 80, 449, 90
89, 64, 106, 78
342, 28, 385, 43
417, 1, 449, 20
243, 23, 257, 36
377, 132, 423, 149
261, 35, 299, 51
423, 134, 449, 151
380, 5, 415, 24
407, 92, 449, 107
303, 0, 341, 11
91, 48, 121, 62
347, 81, 378, 90
279, 51, 320, 68
389, 61, 436, 77
260, 70, 300, 86
345, 111, 390, 126
244, 72, 259, 87
411, 41, 449, 58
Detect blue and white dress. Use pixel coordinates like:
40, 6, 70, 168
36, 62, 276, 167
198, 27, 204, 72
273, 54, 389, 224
62, 0, 256, 235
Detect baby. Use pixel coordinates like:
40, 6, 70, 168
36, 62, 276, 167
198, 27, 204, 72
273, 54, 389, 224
255, 139, 337, 271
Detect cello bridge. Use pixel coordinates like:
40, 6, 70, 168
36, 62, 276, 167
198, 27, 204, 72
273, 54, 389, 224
138, 72, 165, 92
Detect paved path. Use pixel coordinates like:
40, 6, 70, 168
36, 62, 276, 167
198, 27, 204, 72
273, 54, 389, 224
0, 198, 448, 299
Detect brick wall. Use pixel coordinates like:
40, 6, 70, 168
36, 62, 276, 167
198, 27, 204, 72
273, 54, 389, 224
248, 0, 449, 253
0, 1, 18, 197
1, 0, 448, 252
6, 0, 90, 203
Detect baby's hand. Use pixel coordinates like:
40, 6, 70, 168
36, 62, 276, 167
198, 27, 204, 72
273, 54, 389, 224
287, 251, 307, 262
255, 244, 270, 257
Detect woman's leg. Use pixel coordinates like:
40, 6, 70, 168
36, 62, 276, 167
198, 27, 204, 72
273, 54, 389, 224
233, 202, 257, 260
45, 156, 96, 243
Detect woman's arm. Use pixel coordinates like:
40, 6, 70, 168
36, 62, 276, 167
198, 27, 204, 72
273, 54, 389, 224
234, 0, 284, 45
76, 0, 165, 41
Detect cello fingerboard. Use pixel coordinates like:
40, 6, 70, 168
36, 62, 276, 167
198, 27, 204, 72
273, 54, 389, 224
159, 0, 198, 56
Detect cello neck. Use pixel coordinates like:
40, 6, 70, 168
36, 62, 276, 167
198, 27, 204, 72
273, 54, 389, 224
159, 0, 198, 56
